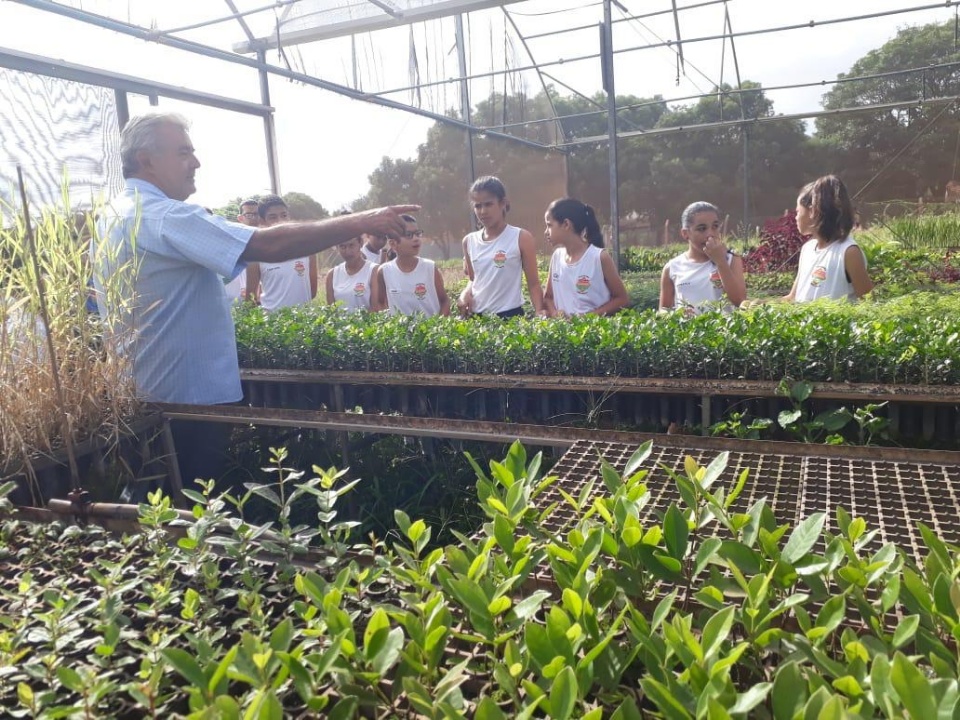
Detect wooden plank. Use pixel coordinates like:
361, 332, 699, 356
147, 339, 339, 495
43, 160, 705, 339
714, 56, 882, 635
154, 403, 960, 466
241, 369, 960, 404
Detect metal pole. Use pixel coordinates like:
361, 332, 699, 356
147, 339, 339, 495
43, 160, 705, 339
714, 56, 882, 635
742, 127, 749, 232
114, 89, 129, 129
257, 49, 280, 194
455, 14, 476, 221
601, 0, 620, 264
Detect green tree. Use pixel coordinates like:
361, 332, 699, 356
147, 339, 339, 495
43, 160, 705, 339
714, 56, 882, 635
816, 21, 960, 203
282, 191, 328, 221
648, 82, 816, 236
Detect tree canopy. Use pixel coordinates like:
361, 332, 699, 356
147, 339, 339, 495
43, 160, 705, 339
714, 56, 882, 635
816, 20, 960, 203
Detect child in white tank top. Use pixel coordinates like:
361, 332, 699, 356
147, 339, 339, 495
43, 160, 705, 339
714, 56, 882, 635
373, 216, 450, 317
325, 236, 377, 312
660, 201, 746, 315
541, 198, 630, 317
458, 176, 544, 318
785, 175, 873, 303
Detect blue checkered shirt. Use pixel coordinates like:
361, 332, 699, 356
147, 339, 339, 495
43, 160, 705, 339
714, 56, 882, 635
94, 179, 254, 404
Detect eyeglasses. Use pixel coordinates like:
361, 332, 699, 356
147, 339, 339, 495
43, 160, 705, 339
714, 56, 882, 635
402, 230, 424, 238
241, 212, 258, 219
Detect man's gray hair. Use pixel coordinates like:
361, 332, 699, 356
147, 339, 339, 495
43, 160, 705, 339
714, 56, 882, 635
120, 112, 190, 179
680, 201, 720, 229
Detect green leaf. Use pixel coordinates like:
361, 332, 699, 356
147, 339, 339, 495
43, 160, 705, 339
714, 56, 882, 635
730, 682, 771, 715
641, 677, 693, 720
792, 380, 813, 402
475, 697, 508, 720
812, 594, 845, 639
493, 514, 515, 554
56, 666, 84, 693
694, 538, 723, 577
664, 504, 689, 560
17, 682, 33, 708
832, 675, 863, 697
562, 588, 583, 619
549, 665, 577, 720
243, 689, 283, 720
370, 627, 404, 676
162, 647, 207, 688
771, 662, 806, 720
407, 519, 426, 545
778, 409, 802, 428
700, 451, 729, 492
782, 513, 826, 564
394, 509, 411, 534
363, 608, 390, 656
891, 651, 937, 719
892, 614, 920, 649
512, 590, 551, 622
718, 540, 762, 575
701, 606, 735, 660
624, 441, 653, 477
327, 695, 359, 720
270, 618, 294, 653
814, 695, 846, 720
611, 697, 644, 720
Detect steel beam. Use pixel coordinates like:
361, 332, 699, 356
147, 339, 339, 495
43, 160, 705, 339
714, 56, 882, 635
0, 46, 272, 117
232, 0, 527, 52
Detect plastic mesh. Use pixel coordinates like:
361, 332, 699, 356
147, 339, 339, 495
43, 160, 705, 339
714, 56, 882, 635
0, 68, 122, 217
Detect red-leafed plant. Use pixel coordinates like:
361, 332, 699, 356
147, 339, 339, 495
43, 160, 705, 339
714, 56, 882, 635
744, 210, 807, 274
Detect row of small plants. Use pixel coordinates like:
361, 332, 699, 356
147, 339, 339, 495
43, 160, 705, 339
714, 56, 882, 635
1, 442, 959, 718
235, 292, 960, 384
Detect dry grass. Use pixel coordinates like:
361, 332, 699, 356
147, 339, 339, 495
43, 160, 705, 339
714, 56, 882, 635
0, 201, 139, 485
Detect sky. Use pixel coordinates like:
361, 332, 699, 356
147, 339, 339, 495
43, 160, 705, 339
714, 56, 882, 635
0, 0, 954, 212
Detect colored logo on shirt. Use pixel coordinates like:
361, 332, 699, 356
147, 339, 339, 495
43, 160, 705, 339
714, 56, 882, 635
811, 266, 827, 287
414, 282, 427, 299
575, 275, 591, 294
294, 260, 306, 276
709, 270, 723, 289
493, 250, 507, 268
354, 282, 366, 296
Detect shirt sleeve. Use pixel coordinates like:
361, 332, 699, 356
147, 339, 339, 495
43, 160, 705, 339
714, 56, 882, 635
159, 204, 254, 278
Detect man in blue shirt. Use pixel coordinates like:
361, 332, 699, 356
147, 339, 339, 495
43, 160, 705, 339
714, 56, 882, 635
95, 112, 417, 487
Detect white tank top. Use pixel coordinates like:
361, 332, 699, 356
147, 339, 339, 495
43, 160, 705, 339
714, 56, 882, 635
361, 245, 382, 265
258, 258, 313, 311
223, 268, 247, 302
380, 258, 441, 316
794, 236, 863, 303
666, 251, 734, 313
331, 260, 375, 312
464, 225, 524, 314
549, 244, 611, 316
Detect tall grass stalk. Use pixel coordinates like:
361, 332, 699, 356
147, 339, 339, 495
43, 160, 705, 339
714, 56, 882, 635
0, 182, 139, 495
880, 213, 960, 250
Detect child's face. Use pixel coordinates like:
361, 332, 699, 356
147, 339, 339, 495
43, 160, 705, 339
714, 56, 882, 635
544, 211, 572, 247
471, 190, 506, 228
795, 200, 814, 236
337, 237, 362, 262
391, 220, 423, 256
681, 211, 721, 253
362, 233, 387, 251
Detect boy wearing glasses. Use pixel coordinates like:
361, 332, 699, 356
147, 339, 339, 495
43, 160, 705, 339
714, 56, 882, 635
223, 198, 259, 300
373, 215, 449, 316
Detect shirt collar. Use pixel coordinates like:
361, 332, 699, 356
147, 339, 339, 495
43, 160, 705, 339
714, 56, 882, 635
124, 178, 168, 198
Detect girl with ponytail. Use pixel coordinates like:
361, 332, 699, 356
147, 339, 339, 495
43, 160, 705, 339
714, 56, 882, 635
541, 198, 629, 317
785, 175, 873, 302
